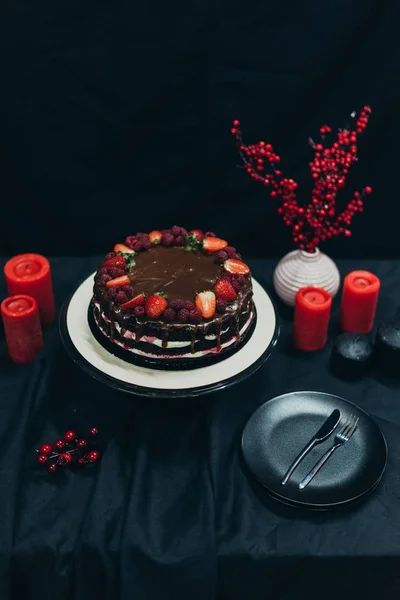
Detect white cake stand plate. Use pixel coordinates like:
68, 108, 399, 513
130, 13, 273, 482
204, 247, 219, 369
59, 272, 279, 398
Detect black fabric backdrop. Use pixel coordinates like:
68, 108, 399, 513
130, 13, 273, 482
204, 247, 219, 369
1, 0, 400, 257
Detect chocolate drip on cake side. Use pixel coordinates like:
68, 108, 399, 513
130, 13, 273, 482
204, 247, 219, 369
234, 313, 240, 341
190, 328, 197, 353
216, 319, 222, 351
135, 321, 145, 342
162, 328, 169, 349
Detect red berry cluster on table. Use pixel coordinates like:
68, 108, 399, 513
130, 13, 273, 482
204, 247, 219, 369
231, 106, 372, 253
95, 227, 251, 323
36, 428, 100, 473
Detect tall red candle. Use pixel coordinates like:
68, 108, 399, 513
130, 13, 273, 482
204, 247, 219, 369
293, 286, 332, 351
340, 270, 380, 334
4, 253, 56, 325
1, 295, 44, 363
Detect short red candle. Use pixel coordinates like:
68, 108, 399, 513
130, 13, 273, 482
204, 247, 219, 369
293, 286, 332, 351
340, 270, 380, 334
4, 254, 56, 325
1, 295, 44, 363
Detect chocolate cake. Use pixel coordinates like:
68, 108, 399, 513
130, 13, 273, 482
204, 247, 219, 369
90, 227, 255, 368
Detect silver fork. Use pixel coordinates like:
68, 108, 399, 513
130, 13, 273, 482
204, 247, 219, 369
298, 414, 359, 490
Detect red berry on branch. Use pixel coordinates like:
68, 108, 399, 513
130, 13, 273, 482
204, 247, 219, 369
58, 452, 73, 466
48, 464, 57, 474
233, 119, 240, 126
64, 430, 77, 443
87, 450, 100, 464
77, 439, 88, 449
345, 230, 352, 237
39, 443, 52, 455
54, 439, 65, 450
364, 186, 372, 194
37, 453, 48, 465
235, 109, 370, 253
77, 457, 87, 467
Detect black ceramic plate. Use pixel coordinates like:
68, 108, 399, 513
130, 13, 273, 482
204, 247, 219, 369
242, 391, 387, 508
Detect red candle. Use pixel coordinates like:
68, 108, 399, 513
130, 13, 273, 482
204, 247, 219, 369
293, 286, 332, 351
340, 270, 380, 334
1, 295, 44, 363
4, 253, 56, 325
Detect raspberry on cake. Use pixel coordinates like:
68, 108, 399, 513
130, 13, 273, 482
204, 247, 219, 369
91, 226, 255, 364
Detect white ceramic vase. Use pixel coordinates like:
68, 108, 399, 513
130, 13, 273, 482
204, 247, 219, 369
273, 247, 340, 306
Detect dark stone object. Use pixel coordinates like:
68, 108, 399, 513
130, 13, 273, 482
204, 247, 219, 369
330, 332, 374, 379
375, 321, 400, 378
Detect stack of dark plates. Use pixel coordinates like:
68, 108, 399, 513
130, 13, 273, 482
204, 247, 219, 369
242, 391, 387, 510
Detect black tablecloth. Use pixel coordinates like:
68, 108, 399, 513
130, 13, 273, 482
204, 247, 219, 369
1, 257, 400, 600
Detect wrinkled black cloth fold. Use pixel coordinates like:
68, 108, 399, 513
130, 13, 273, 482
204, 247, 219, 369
0, 257, 400, 600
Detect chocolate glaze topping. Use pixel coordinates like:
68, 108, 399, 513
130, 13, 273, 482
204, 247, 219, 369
132, 246, 220, 300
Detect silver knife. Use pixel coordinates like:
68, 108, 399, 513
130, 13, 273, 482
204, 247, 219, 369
281, 409, 341, 486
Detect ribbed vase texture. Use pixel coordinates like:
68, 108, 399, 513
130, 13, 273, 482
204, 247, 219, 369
273, 247, 340, 306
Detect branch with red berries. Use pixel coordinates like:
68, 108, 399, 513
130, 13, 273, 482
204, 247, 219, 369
231, 107, 373, 253
36, 428, 101, 474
